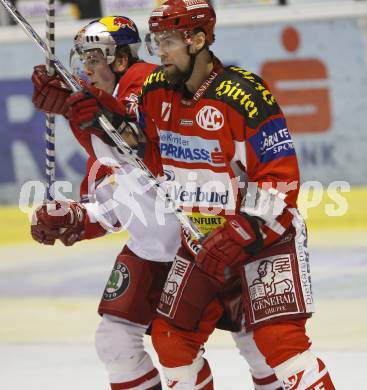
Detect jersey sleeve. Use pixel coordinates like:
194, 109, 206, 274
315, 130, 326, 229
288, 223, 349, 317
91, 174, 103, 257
243, 111, 300, 247
79, 157, 113, 201
225, 68, 300, 247
82, 174, 124, 240
78, 160, 121, 240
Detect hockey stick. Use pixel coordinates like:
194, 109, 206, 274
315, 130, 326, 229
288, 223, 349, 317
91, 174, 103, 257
45, 0, 56, 200
0, 0, 203, 242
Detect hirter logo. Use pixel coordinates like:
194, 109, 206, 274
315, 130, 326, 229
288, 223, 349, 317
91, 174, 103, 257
196, 105, 224, 131
161, 102, 172, 122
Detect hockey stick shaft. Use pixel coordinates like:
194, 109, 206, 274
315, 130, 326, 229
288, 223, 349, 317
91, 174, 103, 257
0, 0, 203, 242
45, 0, 56, 200
0, 0, 80, 91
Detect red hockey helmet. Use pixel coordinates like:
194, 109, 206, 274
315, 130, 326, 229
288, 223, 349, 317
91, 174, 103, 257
148, 0, 216, 45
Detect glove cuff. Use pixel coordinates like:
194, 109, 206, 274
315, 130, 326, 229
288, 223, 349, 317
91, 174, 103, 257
240, 212, 264, 255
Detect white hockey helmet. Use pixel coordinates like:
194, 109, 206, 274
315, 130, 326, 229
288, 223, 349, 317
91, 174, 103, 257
74, 16, 142, 64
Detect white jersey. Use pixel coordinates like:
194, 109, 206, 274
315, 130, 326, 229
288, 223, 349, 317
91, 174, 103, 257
83, 155, 181, 262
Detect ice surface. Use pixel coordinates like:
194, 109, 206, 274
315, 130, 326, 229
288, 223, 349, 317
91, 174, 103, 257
0, 239, 366, 389
0, 344, 364, 389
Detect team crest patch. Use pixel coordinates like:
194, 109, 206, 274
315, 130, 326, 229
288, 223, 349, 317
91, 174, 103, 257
196, 105, 224, 131
157, 256, 194, 319
103, 262, 130, 301
244, 254, 301, 325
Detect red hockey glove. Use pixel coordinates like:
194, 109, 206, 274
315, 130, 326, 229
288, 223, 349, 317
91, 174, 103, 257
66, 85, 124, 128
65, 89, 102, 129
31, 201, 86, 246
31, 64, 71, 115
195, 214, 264, 283
65, 85, 140, 146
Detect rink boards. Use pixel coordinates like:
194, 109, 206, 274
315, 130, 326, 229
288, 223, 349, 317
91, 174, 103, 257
1, 186, 367, 245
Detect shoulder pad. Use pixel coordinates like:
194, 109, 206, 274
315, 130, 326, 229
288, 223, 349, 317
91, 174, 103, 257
141, 66, 170, 96
214, 66, 281, 128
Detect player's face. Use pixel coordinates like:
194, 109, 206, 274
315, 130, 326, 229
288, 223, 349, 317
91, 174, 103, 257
81, 50, 116, 94
154, 31, 191, 84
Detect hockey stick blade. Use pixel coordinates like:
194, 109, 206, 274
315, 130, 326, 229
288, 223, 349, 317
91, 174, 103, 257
0, 0, 204, 243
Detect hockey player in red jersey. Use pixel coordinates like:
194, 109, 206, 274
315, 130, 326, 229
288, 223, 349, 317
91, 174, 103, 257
30, 16, 179, 390
136, 1, 336, 388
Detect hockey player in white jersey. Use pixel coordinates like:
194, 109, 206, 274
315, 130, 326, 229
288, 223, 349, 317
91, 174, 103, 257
30, 16, 180, 390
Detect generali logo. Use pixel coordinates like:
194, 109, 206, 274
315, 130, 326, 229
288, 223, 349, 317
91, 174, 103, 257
196, 105, 224, 131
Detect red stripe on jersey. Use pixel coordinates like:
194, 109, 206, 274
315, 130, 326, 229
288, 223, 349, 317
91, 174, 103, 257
252, 373, 279, 385
161, 158, 231, 173
195, 359, 213, 388
110, 367, 160, 389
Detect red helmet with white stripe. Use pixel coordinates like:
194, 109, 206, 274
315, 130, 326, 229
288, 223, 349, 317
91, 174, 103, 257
148, 0, 216, 45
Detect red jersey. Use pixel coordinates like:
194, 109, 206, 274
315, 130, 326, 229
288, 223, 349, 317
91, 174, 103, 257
70, 61, 158, 201
140, 59, 301, 248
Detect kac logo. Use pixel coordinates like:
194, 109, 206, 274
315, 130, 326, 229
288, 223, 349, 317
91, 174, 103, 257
196, 105, 224, 131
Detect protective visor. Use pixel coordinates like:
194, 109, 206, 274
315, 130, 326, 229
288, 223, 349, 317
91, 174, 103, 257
69, 48, 89, 82
145, 30, 193, 56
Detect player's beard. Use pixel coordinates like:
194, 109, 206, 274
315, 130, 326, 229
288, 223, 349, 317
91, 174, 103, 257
163, 64, 190, 85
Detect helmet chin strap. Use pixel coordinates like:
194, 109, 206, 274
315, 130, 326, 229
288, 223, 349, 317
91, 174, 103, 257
182, 46, 196, 83
182, 44, 206, 84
